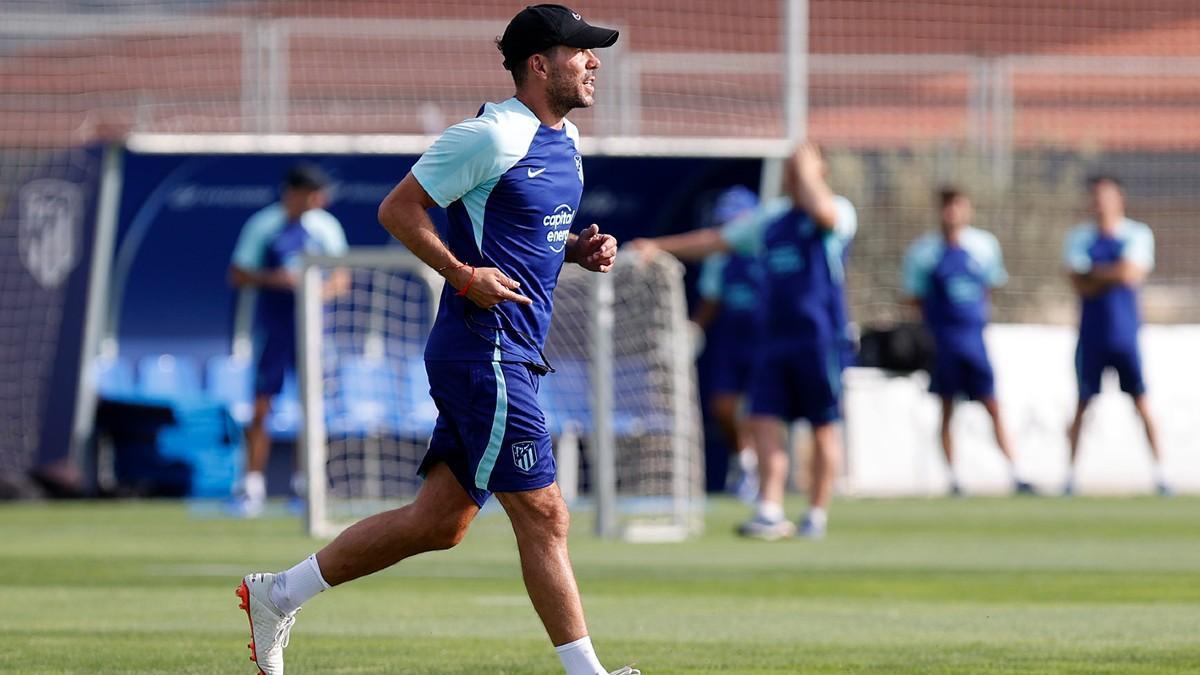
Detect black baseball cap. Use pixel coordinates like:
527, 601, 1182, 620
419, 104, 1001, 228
499, 4, 619, 70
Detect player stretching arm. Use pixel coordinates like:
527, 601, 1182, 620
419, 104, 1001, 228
236, 6, 636, 675
630, 143, 857, 540
691, 187, 763, 501
1062, 174, 1166, 496
900, 187, 1031, 496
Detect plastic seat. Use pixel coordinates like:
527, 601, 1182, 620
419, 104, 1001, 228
268, 374, 302, 440
94, 357, 134, 397
136, 354, 202, 400
205, 355, 254, 424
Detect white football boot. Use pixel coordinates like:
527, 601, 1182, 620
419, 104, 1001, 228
236, 573, 298, 675
609, 667, 641, 675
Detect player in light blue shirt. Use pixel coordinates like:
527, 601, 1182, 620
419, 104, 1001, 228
901, 187, 1030, 496
1062, 174, 1166, 496
692, 186, 764, 501
228, 164, 349, 516
631, 143, 856, 540
236, 7, 636, 675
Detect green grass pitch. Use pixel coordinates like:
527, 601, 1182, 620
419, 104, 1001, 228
1, 497, 1198, 673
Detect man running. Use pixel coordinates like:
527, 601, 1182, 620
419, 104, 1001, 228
236, 6, 636, 674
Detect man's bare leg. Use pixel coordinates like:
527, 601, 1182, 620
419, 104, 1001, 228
496, 484, 587, 645
981, 396, 1030, 492
1065, 400, 1090, 495
738, 415, 794, 539
939, 397, 958, 494
314, 463, 479, 586
798, 422, 842, 538
497, 483, 622, 674
236, 395, 273, 514
1132, 394, 1169, 494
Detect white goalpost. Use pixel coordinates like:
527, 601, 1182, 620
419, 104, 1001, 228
297, 248, 705, 540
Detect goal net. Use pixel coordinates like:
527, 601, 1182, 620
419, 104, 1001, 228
298, 249, 704, 539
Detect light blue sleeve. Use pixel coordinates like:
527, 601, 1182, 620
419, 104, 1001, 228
410, 117, 508, 209
697, 254, 728, 300
719, 197, 792, 256
230, 205, 281, 270
983, 231, 1008, 287
1063, 225, 1094, 274
1122, 221, 1155, 272
831, 195, 857, 245
901, 235, 937, 298
969, 228, 1008, 285
304, 210, 349, 256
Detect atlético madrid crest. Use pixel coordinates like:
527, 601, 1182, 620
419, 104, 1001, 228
511, 441, 538, 473
19, 179, 82, 289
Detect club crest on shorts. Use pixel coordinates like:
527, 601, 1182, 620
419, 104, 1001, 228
511, 441, 538, 473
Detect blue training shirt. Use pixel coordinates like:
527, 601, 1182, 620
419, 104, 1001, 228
412, 98, 583, 365
902, 227, 1007, 338
719, 195, 857, 347
1063, 218, 1154, 351
697, 252, 763, 319
231, 203, 348, 337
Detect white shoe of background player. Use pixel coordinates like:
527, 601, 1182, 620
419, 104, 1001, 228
609, 666, 641, 675
237, 572, 298, 675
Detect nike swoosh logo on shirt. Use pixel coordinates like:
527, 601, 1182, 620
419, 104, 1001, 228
527, 167, 547, 178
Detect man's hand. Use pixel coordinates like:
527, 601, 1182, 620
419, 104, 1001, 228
446, 265, 532, 309
570, 224, 617, 272
263, 268, 299, 291
624, 237, 662, 264
793, 141, 824, 184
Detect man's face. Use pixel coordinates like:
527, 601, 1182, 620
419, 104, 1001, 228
941, 196, 972, 230
543, 46, 601, 111
282, 187, 327, 217
1089, 180, 1124, 218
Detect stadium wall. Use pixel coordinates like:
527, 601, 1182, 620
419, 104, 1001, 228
845, 324, 1200, 496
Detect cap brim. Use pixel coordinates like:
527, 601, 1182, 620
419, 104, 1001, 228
563, 24, 619, 49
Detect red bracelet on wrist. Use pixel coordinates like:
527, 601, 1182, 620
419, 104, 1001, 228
455, 266, 477, 297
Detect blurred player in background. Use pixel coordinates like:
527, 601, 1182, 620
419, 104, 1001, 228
901, 187, 1032, 496
630, 142, 856, 540
1063, 175, 1167, 496
237, 6, 636, 675
228, 163, 348, 517
691, 186, 763, 501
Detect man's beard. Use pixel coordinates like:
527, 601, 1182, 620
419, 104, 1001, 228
546, 68, 591, 118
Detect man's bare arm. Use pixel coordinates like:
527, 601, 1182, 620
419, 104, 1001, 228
378, 173, 530, 308
628, 228, 731, 262
788, 142, 840, 231
229, 265, 295, 291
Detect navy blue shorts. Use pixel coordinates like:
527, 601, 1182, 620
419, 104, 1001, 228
419, 361, 556, 507
930, 340, 995, 402
254, 330, 295, 397
748, 343, 842, 425
1076, 341, 1145, 402
707, 328, 759, 396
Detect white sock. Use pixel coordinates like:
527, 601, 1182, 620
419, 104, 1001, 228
242, 471, 265, 501
738, 448, 757, 472
555, 636, 606, 675
1064, 468, 1076, 487
756, 501, 784, 523
270, 554, 330, 615
1007, 461, 1023, 484
807, 506, 828, 528
1151, 463, 1167, 487
290, 471, 307, 497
